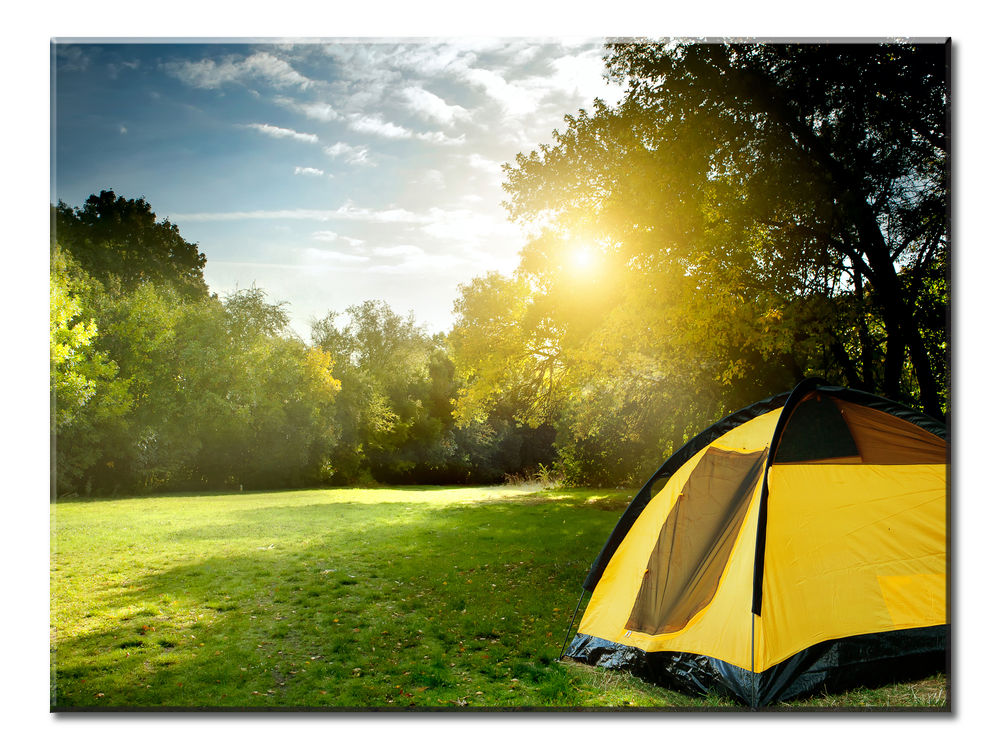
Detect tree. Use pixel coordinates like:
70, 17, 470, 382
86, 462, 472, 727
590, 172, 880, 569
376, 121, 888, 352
179, 287, 341, 490
50, 244, 130, 494
51, 262, 342, 494
53, 190, 208, 300
223, 284, 291, 345
448, 40, 949, 484
310, 301, 433, 482
501, 40, 948, 421
51, 246, 111, 432
450, 271, 569, 427
309, 300, 559, 484
84, 278, 195, 490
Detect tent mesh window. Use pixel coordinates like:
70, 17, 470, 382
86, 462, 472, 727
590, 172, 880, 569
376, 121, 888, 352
772, 394, 949, 465
773, 394, 860, 464
626, 447, 766, 635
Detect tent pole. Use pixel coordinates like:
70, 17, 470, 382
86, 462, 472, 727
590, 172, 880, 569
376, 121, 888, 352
751, 613, 758, 710
559, 588, 588, 660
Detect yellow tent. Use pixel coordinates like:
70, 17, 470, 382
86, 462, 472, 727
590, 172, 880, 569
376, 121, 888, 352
564, 379, 948, 706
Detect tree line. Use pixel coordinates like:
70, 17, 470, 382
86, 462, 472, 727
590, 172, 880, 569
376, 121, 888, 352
51, 40, 949, 496
51, 193, 555, 496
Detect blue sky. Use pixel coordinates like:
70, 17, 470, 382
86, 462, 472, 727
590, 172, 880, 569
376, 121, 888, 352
52, 39, 624, 339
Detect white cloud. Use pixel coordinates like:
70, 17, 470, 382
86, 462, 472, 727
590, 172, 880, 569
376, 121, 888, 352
165, 57, 232, 87
172, 203, 421, 224
456, 65, 544, 117
165, 51, 312, 90
422, 170, 446, 189
242, 51, 314, 89
107, 59, 140, 79
302, 102, 342, 121
247, 123, 318, 143
57, 45, 95, 72
346, 113, 464, 145
362, 207, 420, 223
399, 85, 471, 126
294, 166, 324, 176
348, 113, 413, 140
324, 142, 374, 166
301, 247, 370, 264
172, 209, 339, 222
469, 153, 503, 175
311, 230, 365, 246
415, 131, 466, 146
368, 252, 472, 275
311, 230, 340, 241
420, 208, 513, 245
370, 245, 425, 258
275, 97, 343, 122
305, 243, 476, 276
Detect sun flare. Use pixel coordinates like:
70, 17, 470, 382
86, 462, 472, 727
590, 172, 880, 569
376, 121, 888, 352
572, 246, 593, 270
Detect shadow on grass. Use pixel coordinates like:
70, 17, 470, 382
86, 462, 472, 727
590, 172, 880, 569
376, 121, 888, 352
52, 496, 619, 709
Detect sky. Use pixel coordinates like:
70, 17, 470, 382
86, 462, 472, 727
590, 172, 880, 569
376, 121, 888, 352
51, 39, 625, 339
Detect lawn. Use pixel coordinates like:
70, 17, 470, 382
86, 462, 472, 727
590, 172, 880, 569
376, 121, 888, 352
50, 485, 947, 710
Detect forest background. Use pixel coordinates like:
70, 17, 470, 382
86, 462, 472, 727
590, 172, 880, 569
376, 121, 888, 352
50, 40, 949, 498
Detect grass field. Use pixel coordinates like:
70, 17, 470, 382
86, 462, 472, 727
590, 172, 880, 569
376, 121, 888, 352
50, 485, 947, 710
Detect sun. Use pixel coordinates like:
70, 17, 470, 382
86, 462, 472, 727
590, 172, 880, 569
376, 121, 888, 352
571, 246, 594, 270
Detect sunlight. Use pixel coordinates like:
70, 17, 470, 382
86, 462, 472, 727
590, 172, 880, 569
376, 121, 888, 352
572, 245, 594, 270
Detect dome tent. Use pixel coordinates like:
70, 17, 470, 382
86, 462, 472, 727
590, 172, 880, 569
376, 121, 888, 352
563, 379, 949, 707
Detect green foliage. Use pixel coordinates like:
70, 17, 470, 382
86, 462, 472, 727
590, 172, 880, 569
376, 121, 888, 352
53, 190, 208, 300
180, 296, 341, 490
223, 284, 291, 345
598, 41, 949, 416
51, 229, 342, 494
50, 245, 132, 493
451, 272, 566, 427
50, 246, 113, 430
452, 40, 949, 485
312, 301, 557, 485
311, 302, 432, 483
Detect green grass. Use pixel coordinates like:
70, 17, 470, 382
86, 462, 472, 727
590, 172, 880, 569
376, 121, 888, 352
50, 485, 947, 710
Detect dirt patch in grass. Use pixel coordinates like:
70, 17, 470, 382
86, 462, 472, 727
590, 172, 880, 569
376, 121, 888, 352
578, 493, 632, 512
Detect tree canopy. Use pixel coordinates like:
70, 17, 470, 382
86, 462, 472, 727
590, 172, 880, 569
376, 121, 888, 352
53, 190, 209, 300
452, 39, 949, 485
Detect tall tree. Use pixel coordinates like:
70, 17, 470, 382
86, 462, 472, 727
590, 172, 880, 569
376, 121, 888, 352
501, 40, 949, 421
50, 244, 131, 494
450, 271, 569, 428
53, 190, 208, 300
311, 301, 432, 481
180, 288, 341, 490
